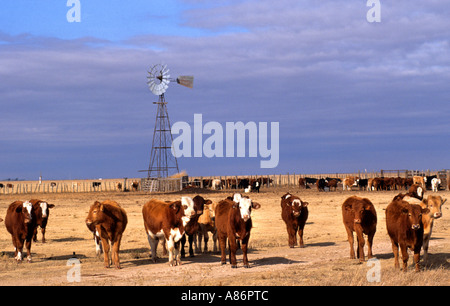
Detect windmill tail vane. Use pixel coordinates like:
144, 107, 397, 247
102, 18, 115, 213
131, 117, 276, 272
176, 76, 194, 89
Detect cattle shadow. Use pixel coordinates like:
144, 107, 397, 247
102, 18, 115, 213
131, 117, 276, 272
0, 251, 87, 262
252, 256, 304, 267
51, 237, 86, 243
306, 242, 335, 247
422, 252, 450, 270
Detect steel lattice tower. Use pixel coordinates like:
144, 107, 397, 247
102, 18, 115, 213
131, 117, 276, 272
147, 93, 179, 178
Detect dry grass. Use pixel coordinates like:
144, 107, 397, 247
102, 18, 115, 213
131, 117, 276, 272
0, 187, 448, 286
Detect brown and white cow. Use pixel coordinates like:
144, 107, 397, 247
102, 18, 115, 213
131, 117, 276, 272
386, 194, 429, 272
4, 201, 35, 262
343, 176, 358, 191
29, 199, 55, 243
85, 200, 128, 269
419, 195, 446, 262
196, 202, 218, 253
215, 194, 261, 268
180, 195, 212, 258
281, 193, 309, 248
413, 176, 426, 189
342, 196, 377, 262
142, 197, 195, 266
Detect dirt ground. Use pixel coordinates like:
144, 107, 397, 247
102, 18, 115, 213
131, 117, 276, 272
0, 187, 449, 286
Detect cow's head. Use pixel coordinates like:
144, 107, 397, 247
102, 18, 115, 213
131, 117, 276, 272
282, 193, 308, 217
401, 203, 428, 230
181, 197, 196, 218
16, 201, 33, 224
235, 197, 261, 222
34, 200, 55, 219
350, 200, 373, 224
423, 195, 446, 219
85, 201, 104, 226
192, 195, 212, 215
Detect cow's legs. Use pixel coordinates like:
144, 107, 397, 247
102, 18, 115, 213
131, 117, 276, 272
242, 235, 250, 268
229, 237, 238, 268
391, 239, 400, 269
101, 238, 111, 268
399, 243, 409, 272
146, 232, 158, 263
218, 233, 227, 265
345, 227, 356, 259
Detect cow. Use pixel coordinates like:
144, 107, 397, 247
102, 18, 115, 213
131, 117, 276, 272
251, 180, 260, 193
326, 179, 339, 191
180, 195, 212, 258
280, 193, 309, 248
317, 178, 326, 191
131, 181, 139, 191
4, 201, 35, 262
0, 183, 4, 189
419, 195, 446, 262
385, 194, 429, 272
196, 202, 218, 254
413, 176, 426, 189
92, 181, 102, 190
211, 179, 222, 190
215, 194, 261, 268
356, 178, 368, 191
142, 197, 196, 266
298, 178, 306, 189
407, 184, 424, 200
29, 199, 55, 243
431, 178, 441, 192
85, 200, 128, 269
343, 177, 358, 191
342, 196, 377, 262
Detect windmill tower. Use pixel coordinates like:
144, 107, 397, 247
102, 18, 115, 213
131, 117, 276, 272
145, 64, 193, 179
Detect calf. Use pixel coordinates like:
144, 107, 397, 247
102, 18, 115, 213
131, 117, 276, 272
215, 195, 261, 268
431, 178, 441, 192
420, 195, 446, 262
29, 199, 55, 243
386, 194, 429, 272
196, 202, 218, 253
85, 200, 128, 269
280, 193, 309, 248
4, 201, 35, 262
142, 197, 195, 266
342, 196, 377, 262
180, 195, 212, 258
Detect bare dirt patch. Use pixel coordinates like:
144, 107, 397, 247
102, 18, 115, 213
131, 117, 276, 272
0, 188, 449, 286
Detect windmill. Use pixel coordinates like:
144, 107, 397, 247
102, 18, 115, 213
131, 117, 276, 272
144, 63, 193, 179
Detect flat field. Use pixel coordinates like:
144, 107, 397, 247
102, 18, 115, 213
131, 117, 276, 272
0, 187, 449, 286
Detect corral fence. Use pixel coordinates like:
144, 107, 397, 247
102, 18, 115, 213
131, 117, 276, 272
140, 177, 185, 193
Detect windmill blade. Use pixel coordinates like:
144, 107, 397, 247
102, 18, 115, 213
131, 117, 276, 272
176, 75, 194, 88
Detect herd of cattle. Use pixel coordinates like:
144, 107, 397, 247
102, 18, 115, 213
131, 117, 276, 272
300, 175, 448, 192
0, 184, 446, 273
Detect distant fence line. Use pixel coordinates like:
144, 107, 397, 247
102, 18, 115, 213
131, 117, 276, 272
1, 169, 449, 195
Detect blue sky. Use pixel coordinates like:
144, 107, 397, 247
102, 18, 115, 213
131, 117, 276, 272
1, 0, 449, 180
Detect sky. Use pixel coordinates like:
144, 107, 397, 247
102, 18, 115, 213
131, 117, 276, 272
0, 0, 449, 180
